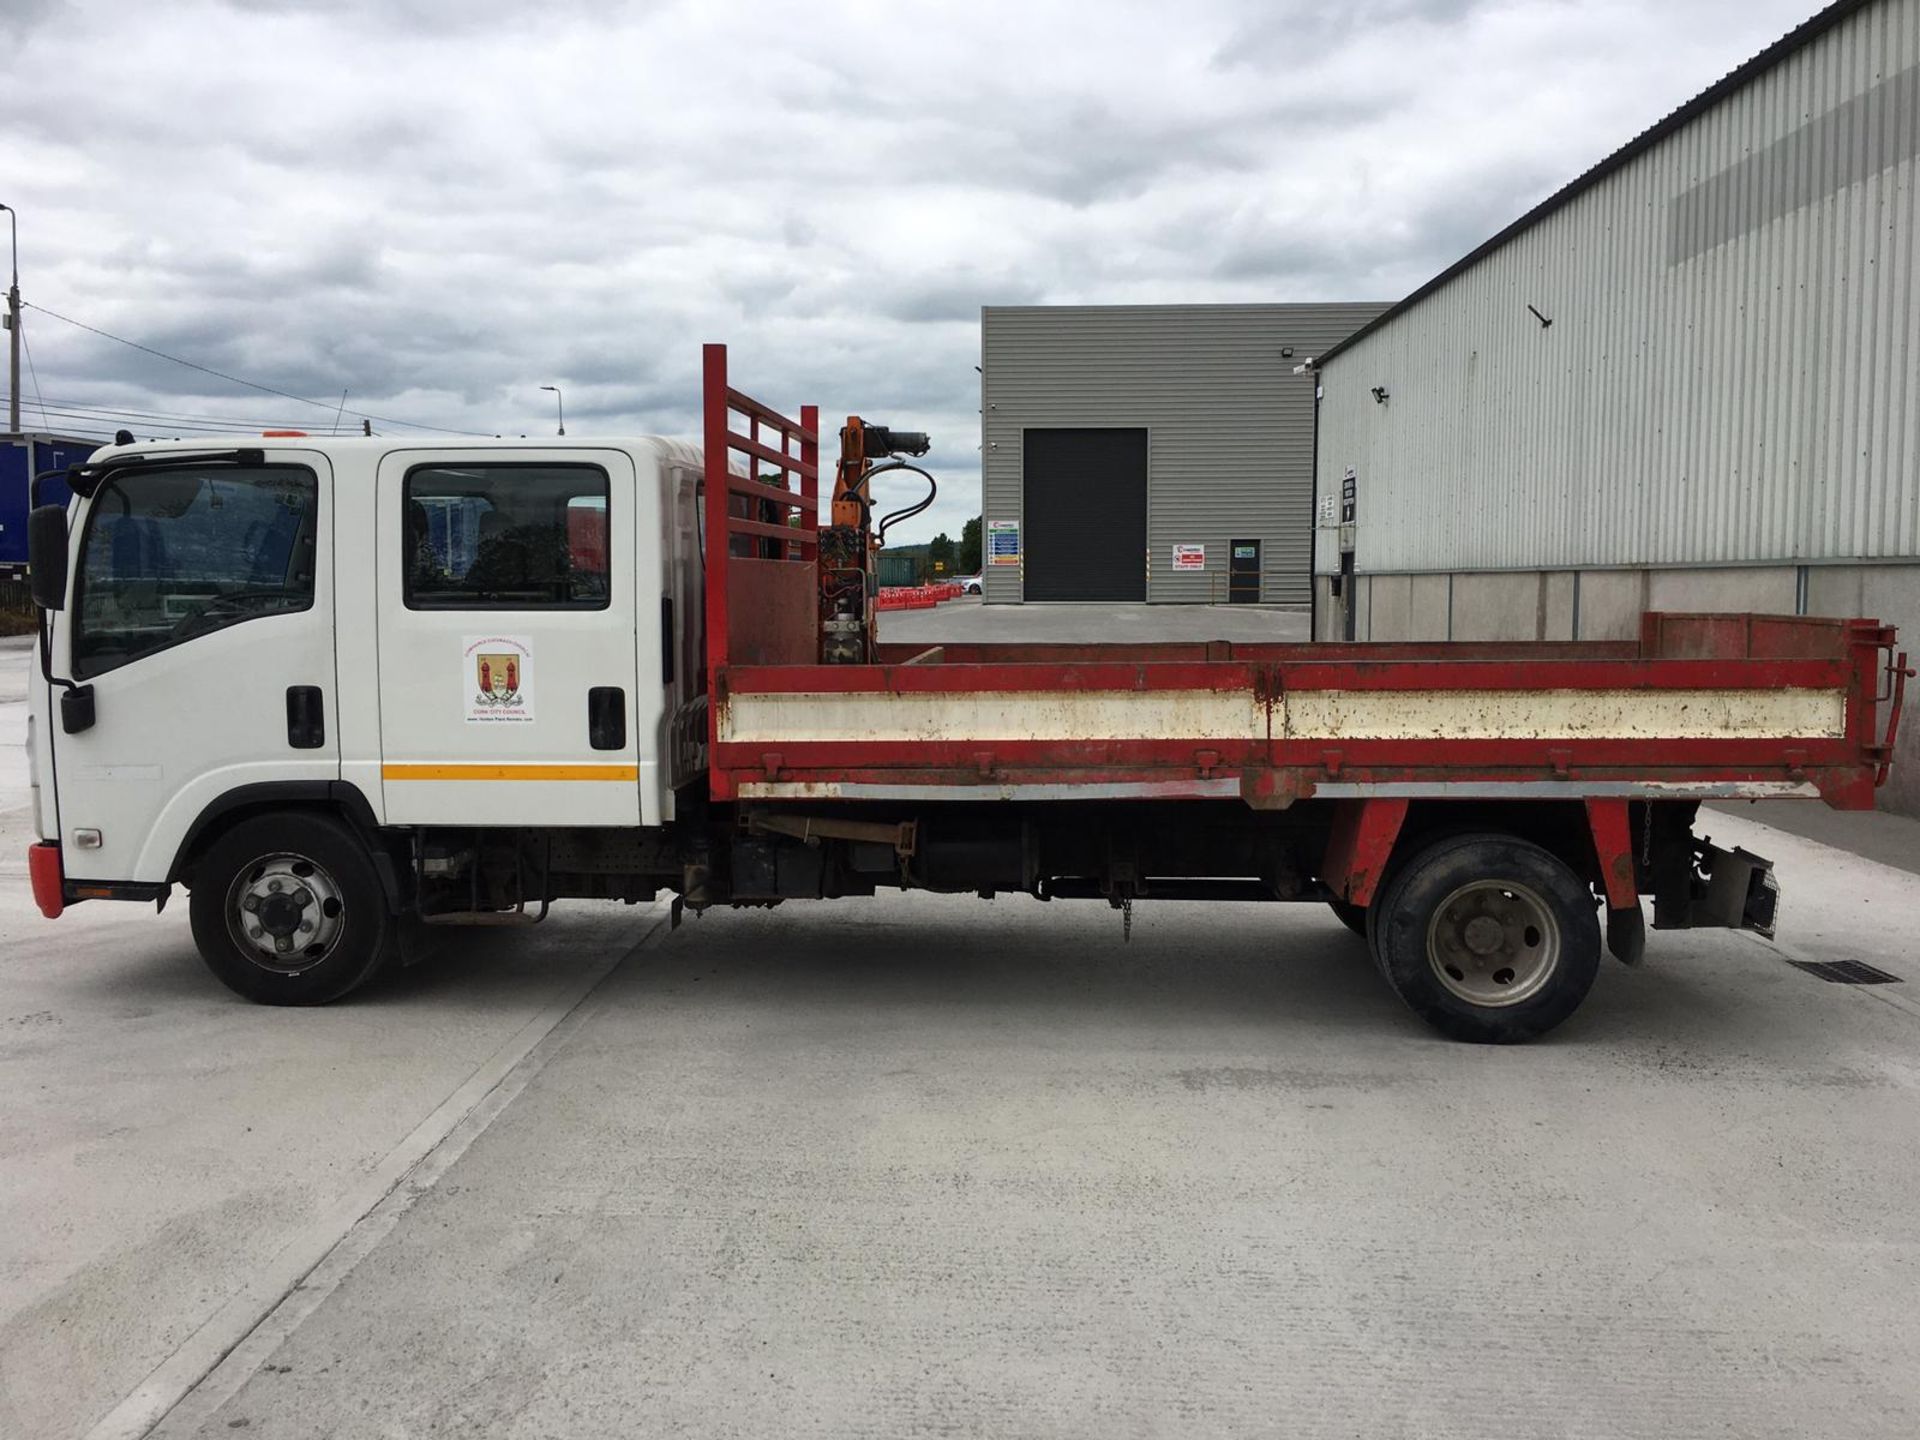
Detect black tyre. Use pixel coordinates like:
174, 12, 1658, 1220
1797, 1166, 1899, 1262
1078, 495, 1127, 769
1327, 899, 1369, 938
188, 812, 393, 1005
1371, 833, 1600, 1043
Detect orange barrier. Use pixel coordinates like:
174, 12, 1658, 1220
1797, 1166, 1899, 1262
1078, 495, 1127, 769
875, 584, 960, 611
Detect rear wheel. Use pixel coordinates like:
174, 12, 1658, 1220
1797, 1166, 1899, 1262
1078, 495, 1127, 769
188, 812, 393, 1005
1371, 833, 1600, 1043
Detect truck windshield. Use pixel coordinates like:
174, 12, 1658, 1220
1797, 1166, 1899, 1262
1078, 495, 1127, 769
72, 464, 319, 678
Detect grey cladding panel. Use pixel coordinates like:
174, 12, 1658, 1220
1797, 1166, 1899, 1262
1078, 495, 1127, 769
1670, 63, 1920, 262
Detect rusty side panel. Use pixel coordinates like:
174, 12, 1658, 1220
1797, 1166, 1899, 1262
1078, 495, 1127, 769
728, 559, 817, 667
870, 638, 1644, 667
1638, 612, 1859, 661
1320, 799, 1409, 906
709, 614, 1894, 811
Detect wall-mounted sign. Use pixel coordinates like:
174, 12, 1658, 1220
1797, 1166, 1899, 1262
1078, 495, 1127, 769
1172, 543, 1206, 571
1340, 468, 1357, 524
987, 519, 1021, 565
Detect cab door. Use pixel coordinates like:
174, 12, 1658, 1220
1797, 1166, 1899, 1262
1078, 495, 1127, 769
52, 452, 338, 884
375, 449, 641, 827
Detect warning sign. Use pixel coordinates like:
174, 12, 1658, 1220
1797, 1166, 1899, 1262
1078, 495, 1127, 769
1172, 543, 1206, 572
464, 635, 535, 724
987, 519, 1021, 566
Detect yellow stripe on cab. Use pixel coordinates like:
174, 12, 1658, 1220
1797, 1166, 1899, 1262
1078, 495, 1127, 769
382, 763, 638, 782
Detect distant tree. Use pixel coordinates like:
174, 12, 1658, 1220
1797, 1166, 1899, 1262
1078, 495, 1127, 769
927, 532, 956, 574
959, 515, 982, 574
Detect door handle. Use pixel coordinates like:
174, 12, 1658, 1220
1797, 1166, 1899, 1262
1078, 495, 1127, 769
285, 686, 325, 749
588, 686, 626, 751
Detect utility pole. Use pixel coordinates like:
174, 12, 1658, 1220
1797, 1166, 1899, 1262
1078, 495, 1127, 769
1, 203, 18, 433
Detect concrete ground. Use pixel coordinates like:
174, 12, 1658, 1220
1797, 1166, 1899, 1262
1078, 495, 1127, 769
882, 596, 1311, 645
0, 636, 665, 1438
1707, 797, 1920, 878
6, 630, 1920, 1438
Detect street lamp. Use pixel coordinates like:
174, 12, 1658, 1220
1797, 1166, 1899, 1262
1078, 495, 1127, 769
1, 202, 19, 433
539, 384, 565, 436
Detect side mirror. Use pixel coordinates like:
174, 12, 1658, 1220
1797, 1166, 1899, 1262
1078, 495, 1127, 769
28, 505, 69, 611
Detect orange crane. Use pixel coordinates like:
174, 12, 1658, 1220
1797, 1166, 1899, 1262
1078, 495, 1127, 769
818, 416, 932, 664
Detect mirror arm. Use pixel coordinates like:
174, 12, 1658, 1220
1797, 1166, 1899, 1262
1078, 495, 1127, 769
37, 612, 76, 693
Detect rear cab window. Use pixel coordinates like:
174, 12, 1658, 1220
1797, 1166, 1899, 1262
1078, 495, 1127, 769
73, 463, 318, 678
404, 463, 610, 609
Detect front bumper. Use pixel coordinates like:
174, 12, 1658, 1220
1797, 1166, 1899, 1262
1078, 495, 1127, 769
28, 842, 63, 920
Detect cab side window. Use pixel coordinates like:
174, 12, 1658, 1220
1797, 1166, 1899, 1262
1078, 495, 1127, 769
404, 464, 610, 610
73, 465, 318, 678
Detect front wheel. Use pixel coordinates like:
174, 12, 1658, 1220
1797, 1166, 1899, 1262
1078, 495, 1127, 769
1371, 833, 1600, 1043
188, 812, 393, 1005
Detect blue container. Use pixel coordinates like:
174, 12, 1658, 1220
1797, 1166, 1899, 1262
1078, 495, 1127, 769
1, 433, 91, 577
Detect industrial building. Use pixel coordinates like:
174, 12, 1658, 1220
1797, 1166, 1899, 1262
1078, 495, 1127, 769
1310, 0, 1920, 814
979, 304, 1386, 606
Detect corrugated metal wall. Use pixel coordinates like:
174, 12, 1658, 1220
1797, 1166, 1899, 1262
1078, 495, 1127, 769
1315, 0, 1920, 575
982, 304, 1387, 603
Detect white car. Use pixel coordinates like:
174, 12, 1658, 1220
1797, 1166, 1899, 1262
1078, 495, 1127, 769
958, 574, 983, 595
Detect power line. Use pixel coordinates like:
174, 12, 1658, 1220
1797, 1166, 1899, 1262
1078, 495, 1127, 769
21, 300, 490, 437
26, 407, 299, 437
16, 394, 333, 441
27, 393, 358, 431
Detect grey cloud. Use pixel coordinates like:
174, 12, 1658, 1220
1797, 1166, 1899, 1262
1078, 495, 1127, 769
218, 0, 640, 33
0, 0, 67, 40
1212, 0, 1488, 70
3, 0, 1821, 539
1204, 154, 1572, 287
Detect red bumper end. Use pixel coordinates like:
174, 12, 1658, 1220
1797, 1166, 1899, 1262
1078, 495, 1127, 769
28, 842, 64, 920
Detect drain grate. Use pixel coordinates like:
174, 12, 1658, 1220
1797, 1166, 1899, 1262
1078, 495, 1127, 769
1786, 959, 1904, 985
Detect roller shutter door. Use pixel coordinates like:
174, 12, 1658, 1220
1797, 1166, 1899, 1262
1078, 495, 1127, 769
1022, 428, 1146, 601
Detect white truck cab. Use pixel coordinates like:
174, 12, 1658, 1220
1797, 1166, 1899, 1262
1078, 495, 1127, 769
29, 436, 705, 999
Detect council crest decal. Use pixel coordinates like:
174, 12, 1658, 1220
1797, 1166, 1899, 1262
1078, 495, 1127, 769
463, 635, 535, 724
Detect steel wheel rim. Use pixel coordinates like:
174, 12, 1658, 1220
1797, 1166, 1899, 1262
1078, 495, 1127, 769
225, 851, 347, 974
1425, 878, 1560, 1007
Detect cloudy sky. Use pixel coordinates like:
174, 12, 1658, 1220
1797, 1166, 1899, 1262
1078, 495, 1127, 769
5, 0, 1816, 543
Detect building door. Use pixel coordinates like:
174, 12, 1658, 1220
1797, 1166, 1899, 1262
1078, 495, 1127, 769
1228, 539, 1261, 603
1022, 429, 1147, 602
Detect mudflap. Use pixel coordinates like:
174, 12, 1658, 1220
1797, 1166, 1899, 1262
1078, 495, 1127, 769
1606, 904, 1647, 966
395, 914, 450, 969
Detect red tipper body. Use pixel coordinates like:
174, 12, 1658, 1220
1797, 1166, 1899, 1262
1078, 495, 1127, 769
699, 346, 1905, 819
28, 842, 63, 920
